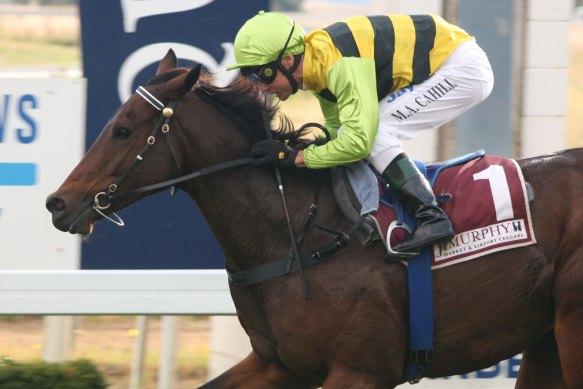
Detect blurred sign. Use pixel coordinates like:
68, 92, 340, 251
0, 78, 85, 270
396, 355, 520, 388
79, 0, 267, 269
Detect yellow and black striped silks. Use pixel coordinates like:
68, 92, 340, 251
304, 14, 473, 102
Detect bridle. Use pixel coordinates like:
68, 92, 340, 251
92, 85, 256, 226
92, 86, 182, 225
89, 84, 354, 299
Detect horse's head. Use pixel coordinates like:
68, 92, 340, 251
46, 49, 201, 235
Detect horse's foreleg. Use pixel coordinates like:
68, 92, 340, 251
553, 256, 583, 388
515, 330, 565, 389
321, 365, 397, 389
197, 351, 316, 389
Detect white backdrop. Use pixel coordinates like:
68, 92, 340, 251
0, 78, 85, 270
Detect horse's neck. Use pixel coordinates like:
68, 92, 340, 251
177, 98, 335, 270
186, 170, 330, 271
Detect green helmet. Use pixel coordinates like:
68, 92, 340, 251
227, 11, 306, 71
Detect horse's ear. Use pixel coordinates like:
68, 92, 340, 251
181, 64, 201, 94
157, 49, 177, 75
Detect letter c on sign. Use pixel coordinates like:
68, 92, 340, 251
117, 42, 237, 103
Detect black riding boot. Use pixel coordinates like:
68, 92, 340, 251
382, 153, 454, 253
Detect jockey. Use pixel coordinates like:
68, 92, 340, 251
228, 11, 494, 254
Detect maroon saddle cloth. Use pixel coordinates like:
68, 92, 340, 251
370, 154, 536, 268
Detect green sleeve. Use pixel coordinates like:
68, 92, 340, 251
314, 94, 341, 139
303, 57, 379, 169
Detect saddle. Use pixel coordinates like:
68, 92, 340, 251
333, 151, 484, 246
332, 150, 536, 266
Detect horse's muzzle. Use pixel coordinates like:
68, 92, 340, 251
46, 193, 93, 235
46, 193, 66, 220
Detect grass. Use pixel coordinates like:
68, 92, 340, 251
0, 7, 80, 67
0, 316, 209, 389
71, 316, 209, 388
0, 31, 80, 67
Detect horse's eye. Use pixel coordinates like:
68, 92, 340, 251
115, 127, 132, 140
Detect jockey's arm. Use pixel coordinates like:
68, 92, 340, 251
316, 95, 341, 139
300, 57, 379, 169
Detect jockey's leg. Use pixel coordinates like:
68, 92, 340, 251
369, 41, 493, 254
381, 153, 454, 253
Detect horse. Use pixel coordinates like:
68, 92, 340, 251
46, 49, 583, 388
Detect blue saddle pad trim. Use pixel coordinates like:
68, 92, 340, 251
425, 149, 485, 186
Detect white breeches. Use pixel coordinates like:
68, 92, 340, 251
368, 40, 494, 173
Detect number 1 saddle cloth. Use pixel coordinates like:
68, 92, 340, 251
370, 151, 537, 269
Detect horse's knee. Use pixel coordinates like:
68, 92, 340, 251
516, 331, 565, 389
199, 351, 315, 389
555, 315, 583, 388
322, 367, 396, 389
554, 265, 583, 387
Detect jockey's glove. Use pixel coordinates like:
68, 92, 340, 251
250, 140, 298, 169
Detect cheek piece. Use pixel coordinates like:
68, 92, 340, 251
277, 54, 302, 94
272, 21, 302, 94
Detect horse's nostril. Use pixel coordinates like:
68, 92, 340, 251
46, 194, 66, 214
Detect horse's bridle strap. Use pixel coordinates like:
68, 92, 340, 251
100, 85, 257, 205
136, 85, 165, 111
94, 98, 180, 209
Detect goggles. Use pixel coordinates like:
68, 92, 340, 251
241, 21, 296, 85
241, 62, 278, 84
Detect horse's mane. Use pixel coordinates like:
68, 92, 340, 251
199, 73, 326, 148
149, 68, 323, 148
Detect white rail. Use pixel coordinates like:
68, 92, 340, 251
0, 269, 235, 315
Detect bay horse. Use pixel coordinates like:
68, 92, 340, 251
46, 49, 583, 388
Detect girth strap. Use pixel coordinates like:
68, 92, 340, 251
227, 236, 350, 286
228, 216, 362, 286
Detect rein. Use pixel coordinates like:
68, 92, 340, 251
91, 83, 356, 294
262, 100, 310, 299
107, 157, 256, 203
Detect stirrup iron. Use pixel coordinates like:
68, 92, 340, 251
387, 220, 419, 258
